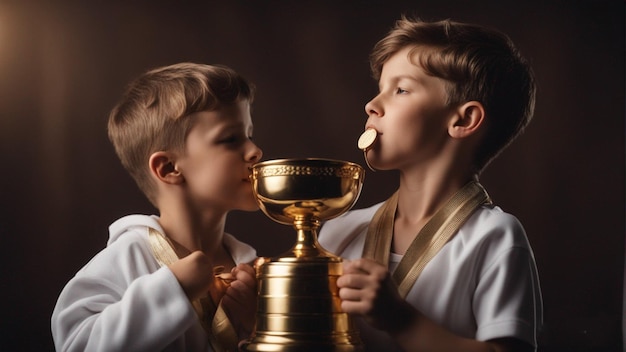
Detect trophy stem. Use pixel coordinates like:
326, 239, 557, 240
291, 217, 335, 258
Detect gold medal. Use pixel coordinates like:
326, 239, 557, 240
358, 128, 378, 150
357, 128, 378, 171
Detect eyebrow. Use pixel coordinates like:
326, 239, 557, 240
378, 74, 422, 90
391, 74, 420, 81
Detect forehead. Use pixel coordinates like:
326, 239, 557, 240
379, 46, 434, 84
189, 100, 252, 129
380, 46, 450, 99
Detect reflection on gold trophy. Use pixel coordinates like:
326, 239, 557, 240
240, 158, 365, 352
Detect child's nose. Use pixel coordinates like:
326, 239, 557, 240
365, 96, 382, 117
247, 143, 263, 163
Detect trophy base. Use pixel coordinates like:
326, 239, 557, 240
240, 334, 363, 352
242, 255, 363, 352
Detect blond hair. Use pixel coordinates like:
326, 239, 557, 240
108, 63, 255, 205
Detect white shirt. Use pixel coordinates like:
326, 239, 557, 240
318, 202, 543, 351
51, 215, 257, 352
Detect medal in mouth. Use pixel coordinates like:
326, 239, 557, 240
357, 128, 378, 171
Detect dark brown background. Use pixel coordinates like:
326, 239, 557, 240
0, 1, 623, 351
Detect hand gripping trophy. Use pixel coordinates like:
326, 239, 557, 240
240, 158, 366, 352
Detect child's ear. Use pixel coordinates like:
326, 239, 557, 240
148, 151, 184, 185
448, 101, 485, 138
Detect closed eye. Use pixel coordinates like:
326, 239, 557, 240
218, 134, 245, 145
219, 135, 237, 144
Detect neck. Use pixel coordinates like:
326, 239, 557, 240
157, 200, 228, 258
397, 159, 475, 219
391, 158, 475, 254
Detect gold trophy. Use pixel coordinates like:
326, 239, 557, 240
240, 158, 365, 352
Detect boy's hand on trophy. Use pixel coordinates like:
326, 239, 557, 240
169, 250, 216, 301
222, 263, 258, 337
337, 258, 416, 332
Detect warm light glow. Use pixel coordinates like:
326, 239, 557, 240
0, 8, 4, 60
0, 3, 15, 78
261, 176, 289, 195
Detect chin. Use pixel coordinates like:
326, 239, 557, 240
239, 197, 260, 212
243, 204, 260, 212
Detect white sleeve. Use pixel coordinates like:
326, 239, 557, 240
318, 203, 381, 257
51, 237, 197, 352
472, 215, 542, 346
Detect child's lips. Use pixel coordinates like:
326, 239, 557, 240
244, 169, 253, 182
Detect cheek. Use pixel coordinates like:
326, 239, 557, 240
183, 161, 225, 189
385, 114, 421, 141
385, 114, 445, 150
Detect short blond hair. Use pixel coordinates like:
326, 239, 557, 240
108, 63, 255, 205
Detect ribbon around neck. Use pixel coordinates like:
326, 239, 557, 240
362, 181, 491, 298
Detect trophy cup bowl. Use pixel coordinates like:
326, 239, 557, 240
241, 158, 365, 352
